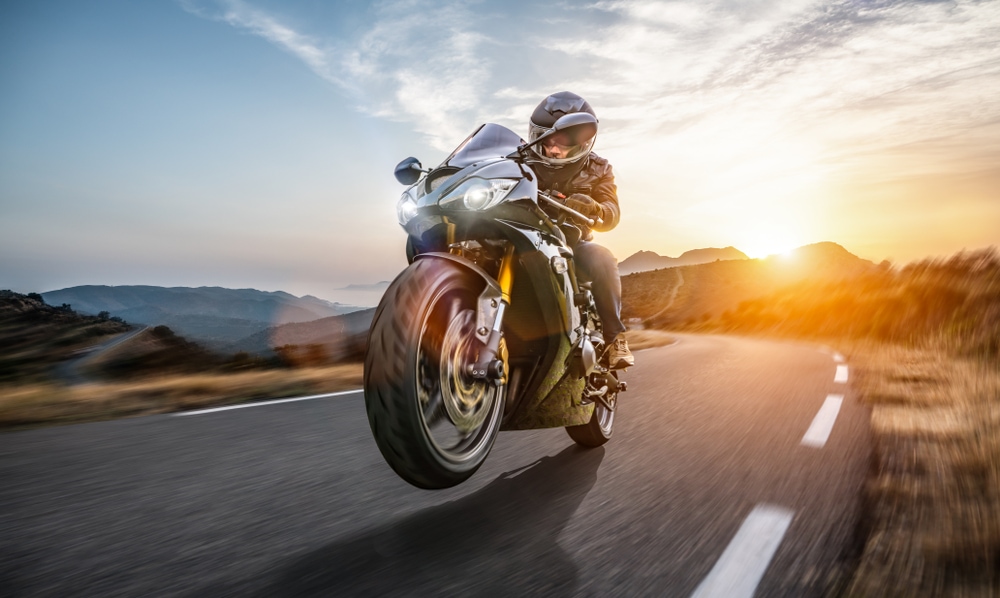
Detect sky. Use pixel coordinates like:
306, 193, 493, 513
2, 0, 998, 305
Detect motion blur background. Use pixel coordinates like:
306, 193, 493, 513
2, 0, 999, 301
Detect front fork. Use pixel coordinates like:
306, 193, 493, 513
468, 243, 515, 382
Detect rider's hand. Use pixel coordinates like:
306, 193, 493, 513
564, 193, 604, 219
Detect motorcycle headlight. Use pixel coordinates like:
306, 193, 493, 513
397, 187, 420, 226
438, 178, 518, 212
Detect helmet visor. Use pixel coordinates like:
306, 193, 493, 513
528, 123, 596, 166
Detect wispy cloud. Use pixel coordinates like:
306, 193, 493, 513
339, 1, 494, 148
180, 0, 348, 88
182, 0, 500, 150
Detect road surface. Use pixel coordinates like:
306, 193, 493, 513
1, 334, 869, 597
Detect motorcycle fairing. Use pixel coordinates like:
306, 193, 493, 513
501, 336, 592, 430
442, 123, 524, 168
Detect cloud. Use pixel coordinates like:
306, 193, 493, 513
342, 2, 496, 148
181, 0, 1000, 188
182, 0, 502, 150
179, 0, 349, 88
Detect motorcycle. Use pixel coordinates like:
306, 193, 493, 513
364, 113, 626, 489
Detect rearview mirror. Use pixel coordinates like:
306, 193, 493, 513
394, 157, 423, 185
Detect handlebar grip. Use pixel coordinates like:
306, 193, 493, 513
539, 191, 603, 227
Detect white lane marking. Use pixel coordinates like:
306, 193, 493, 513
833, 352, 845, 363
801, 395, 844, 448
834, 364, 849, 383
690, 504, 795, 598
172, 389, 363, 416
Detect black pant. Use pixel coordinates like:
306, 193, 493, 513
574, 240, 625, 341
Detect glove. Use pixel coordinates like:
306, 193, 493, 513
564, 193, 604, 219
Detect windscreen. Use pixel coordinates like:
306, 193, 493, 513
443, 124, 524, 168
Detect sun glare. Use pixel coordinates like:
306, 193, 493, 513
740, 234, 801, 259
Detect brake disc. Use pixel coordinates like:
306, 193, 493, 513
439, 310, 494, 434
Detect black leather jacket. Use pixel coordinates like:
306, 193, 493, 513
535, 152, 620, 241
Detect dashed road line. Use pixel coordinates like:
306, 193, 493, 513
833, 352, 845, 363
690, 504, 795, 598
802, 395, 844, 448
834, 364, 849, 383
172, 389, 363, 416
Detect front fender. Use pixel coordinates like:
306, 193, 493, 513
413, 252, 502, 344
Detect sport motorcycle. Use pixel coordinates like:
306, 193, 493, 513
364, 113, 626, 489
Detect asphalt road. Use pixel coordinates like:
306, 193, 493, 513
1, 334, 870, 597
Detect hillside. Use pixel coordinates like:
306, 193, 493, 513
84, 325, 229, 379
622, 242, 877, 327
0, 290, 132, 382
228, 308, 376, 362
623, 243, 999, 360
42, 285, 366, 346
618, 246, 749, 275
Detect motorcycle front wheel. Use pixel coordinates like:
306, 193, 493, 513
364, 258, 505, 489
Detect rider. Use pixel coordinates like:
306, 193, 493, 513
527, 91, 634, 370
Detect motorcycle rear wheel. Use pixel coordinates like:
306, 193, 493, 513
364, 259, 504, 489
565, 375, 616, 447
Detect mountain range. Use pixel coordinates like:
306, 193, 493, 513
41, 286, 365, 348
618, 247, 749, 275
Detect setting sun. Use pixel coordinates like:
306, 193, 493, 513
726, 223, 809, 259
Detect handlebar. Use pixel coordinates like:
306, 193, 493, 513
537, 191, 604, 228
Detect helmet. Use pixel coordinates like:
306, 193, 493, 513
528, 91, 598, 171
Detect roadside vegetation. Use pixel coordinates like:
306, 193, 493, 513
0, 364, 362, 430
0, 290, 365, 430
845, 342, 998, 596
0, 290, 131, 383
626, 246, 999, 597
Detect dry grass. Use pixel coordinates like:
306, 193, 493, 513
845, 343, 999, 597
0, 363, 363, 430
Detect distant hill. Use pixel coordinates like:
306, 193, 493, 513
622, 242, 877, 327
329, 281, 391, 308
41, 286, 366, 347
228, 308, 376, 362
338, 282, 390, 292
618, 247, 749, 275
0, 290, 132, 382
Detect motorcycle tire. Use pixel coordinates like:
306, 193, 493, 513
364, 258, 504, 489
565, 375, 616, 447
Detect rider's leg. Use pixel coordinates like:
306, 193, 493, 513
574, 240, 634, 369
